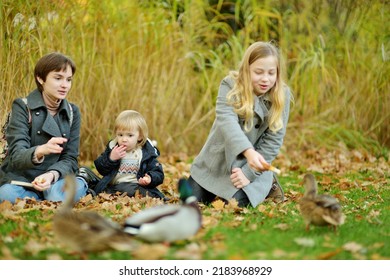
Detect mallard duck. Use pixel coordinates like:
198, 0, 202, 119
298, 173, 345, 231
123, 178, 202, 242
53, 175, 137, 253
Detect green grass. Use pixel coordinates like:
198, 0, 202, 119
1, 169, 388, 260
0, 0, 389, 261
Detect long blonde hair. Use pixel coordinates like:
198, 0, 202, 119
227, 41, 287, 132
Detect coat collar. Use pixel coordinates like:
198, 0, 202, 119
253, 93, 270, 121
27, 89, 73, 121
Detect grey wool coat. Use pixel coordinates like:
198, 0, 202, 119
190, 76, 291, 207
0, 89, 81, 185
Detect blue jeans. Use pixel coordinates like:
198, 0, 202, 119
0, 177, 88, 204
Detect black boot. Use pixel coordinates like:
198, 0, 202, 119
77, 166, 101, 190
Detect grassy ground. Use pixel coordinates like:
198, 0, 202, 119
0, 1, 389, 260
0, 151, 388, 260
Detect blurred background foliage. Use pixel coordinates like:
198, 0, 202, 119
1, 0, 389, 161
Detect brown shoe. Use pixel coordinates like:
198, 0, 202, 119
266, 174, 285, 203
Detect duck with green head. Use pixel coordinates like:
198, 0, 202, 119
123, 178, 202, 242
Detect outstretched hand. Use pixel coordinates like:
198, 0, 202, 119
243, 148, 269, 172
35, 137, 68, 160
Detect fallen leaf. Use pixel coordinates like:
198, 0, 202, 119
370, 253, 387, 260
294, 237, 315, 247
211, 199, 225, 210
274, 223, 290, 231
132, 244, 169, 259
317, 248, 342, 260
343, 242, 364, 253
225, 198, 241, 212
0, 200, 12, 211
257, 204, 267, 213
174, 243, 202, 260
202, 216, 219, 228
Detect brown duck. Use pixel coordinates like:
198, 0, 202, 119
53, 175, 138, 253
298, 173, 345, 231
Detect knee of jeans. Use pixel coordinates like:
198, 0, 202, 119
45, 178, 86, 202
73, 178, 88, 200
0, 184, 16, 203
0, 184, 40, 203
76, 177, 88, 192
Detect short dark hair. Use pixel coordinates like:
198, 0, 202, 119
34, 52, 76, 92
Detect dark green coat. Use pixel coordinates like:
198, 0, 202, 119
0, 89, 81, 185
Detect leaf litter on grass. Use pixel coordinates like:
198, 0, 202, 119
0, 148, 389, 259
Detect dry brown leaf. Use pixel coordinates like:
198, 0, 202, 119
307, 164, 324, 173
46, 253, 63, 260
13, 200, 27, 211
174, 243, 202, 260
228, 254, 245, 260
224, 220, 242, 228
274, 223, 290, 231
343, 242, 364, 253
367, 209, 382, 224
202, 216, 219, 228
132, 244, 169, 259
209, 240, 226, 254
98, 192, 113, 201
317, 248, 342, 260
257, 204, 267, 213
272, 249, 287, 258
0, 200, 13, 211
0, 246, 16, 260
225, 198, 240, 211
78, 193, 93, 204
320, 176, 333, 185
24, 239, 46, 254
369, 242, 385, 250
0, 210, 23, 221
370, 253, 388, 260
211, 199, 225, 210
294, 237, 315, 247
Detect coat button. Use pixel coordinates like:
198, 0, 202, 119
62, 133, 66, 137
37, 131, 41, 134
255, 124, 260, 129
35, 112, 40, 116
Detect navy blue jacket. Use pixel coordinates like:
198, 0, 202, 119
93, 139, 164, 194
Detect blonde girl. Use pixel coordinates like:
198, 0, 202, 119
189, 41, 292, 207
93, 110, 165, 199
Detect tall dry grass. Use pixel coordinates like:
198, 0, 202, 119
1, 0, 388, 162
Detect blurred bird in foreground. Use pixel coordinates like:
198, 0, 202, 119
123, 178, 202, 243
298, 173, 345, 231
53, 175, 137, 253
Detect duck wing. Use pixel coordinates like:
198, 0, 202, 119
124, 205, 200, 242
53, 210, 132, 252
315, 194, 340, 209
124, 204, 181, 227
311, 195, 345, 226
299, 197, 328, 226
